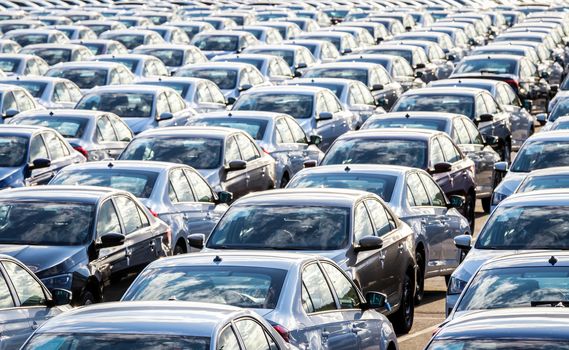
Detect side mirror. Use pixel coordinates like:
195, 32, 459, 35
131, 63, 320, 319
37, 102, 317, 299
227, 97, 236, 105
371, 84, 384, 91
415, 63, 426, 69
479, 113, 494, 122
188, 233, 205, 249
363, 291, 390, 310
316, 111, 333, 121
98, 232, 125, 248
308, 134, 322, 145
483, 135, 499, 146
156, 112, 173, 121
216, 190, 233, 204
354, 236, 383, 252
431, 162, 452, 174
3, 108, 19, 118
454, 234, 472, 252
296, 62, 307, 69
415, 71, 423, 78
536, 113, 547, 125
227, 159, 247, 171
50, 288, 72, 306
447, 53, 456, 61
448, 194, 465, 209
494, 161, 509, 173
238, 83, 252, 92
303, 159, 317, 168
294, 70, 302, 78
29, 158, 51, 170
342, 48, 352, 54
522, 99, 533, 111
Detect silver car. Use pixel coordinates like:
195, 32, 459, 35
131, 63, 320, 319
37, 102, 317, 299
212, 53, 295, 84
185, 111, 324, 187
49, 160, 230, 254
122, 252, 399, 350
69, 39, 128, 56
19, 43, 94, 66
283, 39, 341, 64
45, 61, 135, 93
99, 29, 166, 51
0, 53, 49, 77
92, 54, 169, 78
133, 44, 208, 74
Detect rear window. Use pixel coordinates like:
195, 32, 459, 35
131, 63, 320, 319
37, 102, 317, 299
12, 117, 87, 138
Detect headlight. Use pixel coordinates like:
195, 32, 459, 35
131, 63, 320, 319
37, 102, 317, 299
41, 273, 73, 289
492, 192, 508, 206
447, 276, 467, 295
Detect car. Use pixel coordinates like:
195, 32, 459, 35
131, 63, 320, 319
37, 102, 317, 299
301, 62, 403, 110
0, 39, 21, 53
235, 25, 284, 44
428, 78, 535, 151
2, 29, 69, 48
69, 39, 128, 56
20, 43, 94, 66
50, 160, 231, 253
132, 11, 179, 25
0, 254, 71, 350
133, 44, 207, 74
546, 115, 569, 131
1, 76, 82, 109
392, 31, 461, 58
0, 185, 171, 305
112, 16, 153, 28
491, 131, 569, 210
46, 61, 135, 93
92, 54, 169, 78
20, 301, 294, 350
193, 16, 238, 31
189, 188, 417, 334
76, 19, 128, 36
122, 252, 399, 350
212, 53, 295, 84
48, 25, 97, 41
59, 10, 103, 22
514, 166, 569, 194
0, 53, 49, 76
283, 39, 341, 63
256, 21, 302, 39
175, 62, 271, 104
538, 96, 569, 130
361, 112, 501, 212
190, 30, 259, 59
426, 308, 569, 349
75, 85, 195, 134
135, 25, 191, 45
0, 83, 45, 120
243, 44, 317, 74
321, 129, 477, 229
99, 29, 166, 51
164, 20, 215, 40
232, 86, 356, 151
287, 164, 470, 303
185, 111, 324, 187
327, 26, 376, 48
295, 31, 358, 55
119, 126, 276, 199
9, 109, 132, 160
383, 40, 455, 80
446, 189, 569, 313
337, 21, 390, 44
392, 87, 513, 162
0, 20, 45, 34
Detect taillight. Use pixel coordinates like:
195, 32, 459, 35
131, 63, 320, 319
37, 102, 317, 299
261, 147, 271, 155
504, 78, 519, 91
73, 146, 88, 159
148, 208, 159, 218
272, 324, 290, 343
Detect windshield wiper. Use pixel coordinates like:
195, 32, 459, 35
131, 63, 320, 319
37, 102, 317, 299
531, 301, 569, 307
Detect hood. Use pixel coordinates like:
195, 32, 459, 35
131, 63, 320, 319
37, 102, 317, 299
495, 171, 527, 196
123, 117, 155, 134
0, 244, 87, 277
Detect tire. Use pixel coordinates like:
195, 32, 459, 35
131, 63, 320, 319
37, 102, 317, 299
462, 192, 476, 231
174, 242, 186, 255
79, 290, 96, 306
414, 251, 425, 304
481, 196, 491, 214
391, 273, 414, 334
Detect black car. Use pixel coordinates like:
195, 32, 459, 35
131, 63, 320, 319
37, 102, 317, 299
0, 186, 171, 305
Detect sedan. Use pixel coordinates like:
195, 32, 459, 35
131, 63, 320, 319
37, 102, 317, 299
46, 62, 135, 93
2, 76, 82, 109
69, 39, 128, 56
119, 126, 276, 199
92, 54, 169, 78
19, 43, 94, 66
211, 54, 295, 84
243, 44, 317, 74
133, 44, 207, 74
123, 252, 399, 350
0, 53, 49, 76
99, 29, 165, 51
190, 30, 259, 59
295, 31, 359, 55
515, 166, 569, 193
283, 39, 341, 63
3, 29, 68, 48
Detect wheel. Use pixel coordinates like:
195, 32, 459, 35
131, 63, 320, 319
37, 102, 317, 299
79, 290, 96, 306
462, 192, 476, 231
174, 243, 186, 255
414, 251, 425, 304
481, 196, 491, 214
280, 174, 290, 188
391, 273, 414, 334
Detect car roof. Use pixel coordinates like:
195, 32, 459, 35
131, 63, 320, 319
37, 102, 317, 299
22, 43, 87, 50
59, 160, 186, 173
296, 164, 413, 177
180, 62, 253, 71
246, 44, 303, 52
134, 44, 196, 51
194, 30, 251, 37
460, 53, 524, 61
501, 189, 569, 206
3, 76, 70, 84
291, 77, 353, 87
137, 126, 238, 138
95, 53, 158, 61
14, 109, 107, 119
402, 86, 484, 96
339, 128, 439, 141
243, 85, 325, 95
525, 166, 569, 177
367, 111, 463, 122
194, 110, 288, 121
430, 78, 505, 88
480, 251, 569, 270
0, 124, 47, 136
0, 185, 121, 203
366, 44, 421, 51
306, 62, 379, 70
234, 188, 377, 207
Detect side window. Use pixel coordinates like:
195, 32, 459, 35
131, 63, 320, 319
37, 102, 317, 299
225, 136, 242, 162
275, 118, 294, 144
301, 263, 336, 313
406, 173, 430, 206
168, 169, 195, 203
475, 95, 488, 117
286, 118, 308, 144
350, 85, 365, 105
185, 170, 213, 203
438, 136, 461, 163
167, 92, 186, 113
454, 119, 471, 144
321, 263, 361, 309
249, 69, 265, 85
482, 93, 498, 114
419, 173, 446, 207
208, 83, 226, 104
315, 95, 327, 114
235, 319, 272, 350
2, 92, 17, 114
44, 132, 66, 160
110, 116, 133, 142
358, 84, 375, 106
156, 93, 170, 116
2, 261, 46, 306
235, 134, 259, 161
430, 138, 445, 165
97, 116, 119, 142
366, 199, 393, 236
353, 202, 374, 242
217, 326, 241, 350
463, 119, 484, 145
97, 199, 122, 236
0, 272, 14, 308
239, 71, 252, 87
29, 135, 48, 160
324, 92, 342, 113
14, 91, 35, 111
114, 196, 144, 234
109, 69, 120, 85
53, 83, 71, 102
196, 84, 211, 103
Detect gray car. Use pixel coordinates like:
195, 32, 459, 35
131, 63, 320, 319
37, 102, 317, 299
446, 189, 569, 314
123, 252, 399, 350
185, 111, 324, 187
212, 54, 295, 84
99, 29, 166, 51
1, 76, 82, 109
49, 160, 230, 254
19, 43, 94, 66
0, 254, 71, 350
189, 188, 417, 334
133, 44, 208, 74
287, 164, 470, 303
243, 44, 317, 74
190, 30, 260, 59
46, 61, 136, 93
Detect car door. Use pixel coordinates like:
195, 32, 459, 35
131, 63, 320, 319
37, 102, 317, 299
286, 117, 322, 170
222, 135, 249, 199
0, 262, 33, 350
235, 133, 270, 193
301, 263, 357, 350
26, 134, 54, 186
273, 117, 303, 176
195, 83, 225, 112
165, 91, 190, 126
322, 91, 350, 140
95, 115, 124, 159
13, 90, 38, 114
438, 135, 471, 196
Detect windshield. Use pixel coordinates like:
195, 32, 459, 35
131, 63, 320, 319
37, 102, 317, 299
304, 68, 368, 85
76, 93, 154, 118
233, 93, 313, 119
428, 340, 569, 350
0, 58, 21, 73
510, 141, 569, 172
13, 117, 87, 138
456, 266, 569, 312
518, 175, 569, 193
207, 205, 350, 250
123, 266, 286, 309
476, 206, 569, 250
143, 49, 184, 67
393, 94, 474, 119
109, 34, 145, 50
454, 58, 519, 75
11, 34, 48, 47
0, 202, 94, 246
0, 136, 27, 167
47, 68, 107, 89
5, 81, 47, 98
51, 170, 158, 198
23, 334, 209, 350
120, 137, 222, 169
364, 118, 447, 132
248, 49, 294, 66
192, 35, 238, 51
322, 138, 428, 169
288, 173, 397, 202
177, 69, 237, 89
186, 118, 268, 140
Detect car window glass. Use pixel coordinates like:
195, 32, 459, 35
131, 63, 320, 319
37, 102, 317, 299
29, 135, 48, 160
324, 92, 341, 113
53, 83, 71, 102
275, 118, 294, 143
110, 116, 132, 142
301, 263, 336, 313
454, 119, 471, 144
321, 263, 361, 309
109, 69, 120, 84
156, 93, 170, 116
286, 118, 308, 144
3, 261, 45, 306
97, 199, 122, 236
462, 119, 484, 144
316, 95, 327, 114
217, 326, 241, 350
2, 92, 16, 114
366, 199, 392, 236
239, 71, 252, 87
353, 202, 374, 242
15, 91, 35, 111
44, 132, 66, 160
97, 116, 119, 142
407, 173, 430, 206
358, 84, 375, 105
208, 83, 226, 104
185, 170, 213, 203
114, 196, 144, 234
439, 136, 461, 163
196, 84, 211, 103
376, 67, 391, 84
419, 173, 446, 207
169, 168, 195, 203
250, 69, 265, 85
0, 272, 13, 308
236, 134, 259, 161
482, 93, 498, 114
475, 95, 487, 116
167, 92, 186, 113
225, 136, 242, 162
235, 319, 271, 350
431, 138, 445, 164
350, 85, 365, 105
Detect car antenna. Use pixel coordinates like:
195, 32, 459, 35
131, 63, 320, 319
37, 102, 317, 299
405, 113, 410, 118
228, 112, 232, 117
549, 255, 558, 266
49, 111, 54, 116
213, 255, 222, 263
108, 162, 114, 168
344, 165, 350, 172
